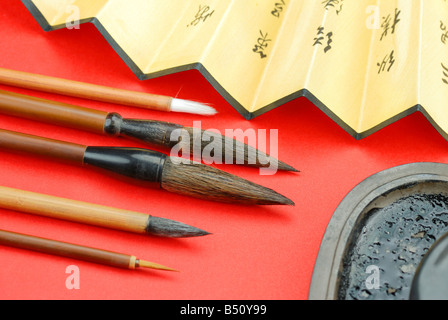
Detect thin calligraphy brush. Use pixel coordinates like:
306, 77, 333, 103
0, 90, 297, 171
0, 67, 216, 115
0, 129, 294, 205
0, 229, 177, 271
0, 185, 209, 238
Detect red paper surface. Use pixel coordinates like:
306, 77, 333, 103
1, 2, 448, 300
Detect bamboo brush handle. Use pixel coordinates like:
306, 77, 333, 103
0, 90, 108, 133
0, 67, 172, 111
0, 128, 86, 163
0, 229, 137, 269
0, 186, 149, 234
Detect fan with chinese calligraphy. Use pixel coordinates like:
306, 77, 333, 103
21, 0, 448, 141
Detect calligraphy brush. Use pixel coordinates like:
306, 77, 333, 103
0, 67, 216, 115
0, 90, 297, 171
0, 185, 209, 238
0, 229, 177, 271
0, 129, 294, 205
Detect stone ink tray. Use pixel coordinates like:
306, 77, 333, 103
309, 162, 448, 300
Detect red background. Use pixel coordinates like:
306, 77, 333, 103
1, 2, 448, 300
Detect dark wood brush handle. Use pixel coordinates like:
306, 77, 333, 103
0, 90, 108, 133
0, 128, 166, 187
0, 229, 136, 269
0, 128, 86, 163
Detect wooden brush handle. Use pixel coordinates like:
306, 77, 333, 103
0, 128, 86, 163
0, 90, 108, 134
0, 229, 137, 269
0, 186, 149, 234
0, 67, 172, 111
0, 128, 166, 187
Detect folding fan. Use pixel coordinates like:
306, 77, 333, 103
21, 0, 448, 141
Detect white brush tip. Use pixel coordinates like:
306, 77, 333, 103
170, 98, 217, 115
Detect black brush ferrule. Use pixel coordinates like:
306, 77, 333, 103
83, 146, 166, 188
103, 112, 123, 136
119, 118, 183, 148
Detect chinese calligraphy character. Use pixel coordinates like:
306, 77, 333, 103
380, 8, 401, 40
253, 30, 272, 59
187, 5, 215, 27
441, 21, 448, 44
322, 0, 344, 15
377, 50, 395, 74
313, 27, 333, 53
442, 63, 448, 84
272, 0, 286, 18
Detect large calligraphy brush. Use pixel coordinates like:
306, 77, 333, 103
0, 129, 294, 205
0, 229, 177, 271
0, 67, 216, 115
0, 90, 297, 171
0, 185, 208, 238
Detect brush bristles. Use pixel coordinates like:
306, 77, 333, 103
170, 98, 217, 115
161, 157, 294, 205
182, 127, 298, 172
137, 259, 178, 272
146, 216, 210, 238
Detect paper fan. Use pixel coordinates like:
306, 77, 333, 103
21, 0, 448, 140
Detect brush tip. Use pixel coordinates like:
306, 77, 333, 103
137, 259, 179, 272
277, 161, 300, 172
282, 197, 295, 206
170, 98, 217, 115
146, 216, 211, 238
